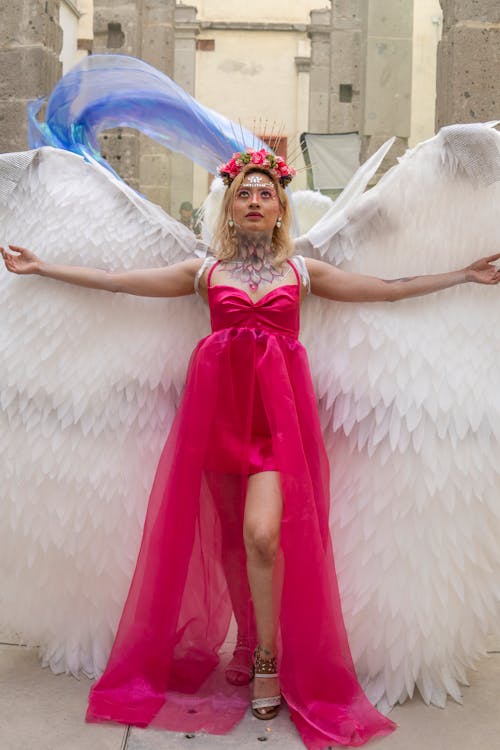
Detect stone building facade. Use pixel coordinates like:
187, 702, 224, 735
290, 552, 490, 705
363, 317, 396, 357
307, 0, 443, 171
0, 0, 62, 153
436, 0, 500, 128
308, 2, 361, 136
1, 0, 498, 207
187, 0, 322, 205
93, 0, 176, 208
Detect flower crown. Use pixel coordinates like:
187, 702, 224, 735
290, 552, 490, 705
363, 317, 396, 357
217, 148, 296, 187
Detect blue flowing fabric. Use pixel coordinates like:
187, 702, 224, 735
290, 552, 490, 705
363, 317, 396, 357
28, 54, 268, 175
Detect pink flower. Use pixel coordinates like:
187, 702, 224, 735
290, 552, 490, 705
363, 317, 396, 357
226, 158, 239, 174
278, 163, 290, 176
250, 151, 265, 165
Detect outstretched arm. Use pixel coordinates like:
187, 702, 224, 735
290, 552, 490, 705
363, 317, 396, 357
1, 245, 202, 297
307, 254, 500, 303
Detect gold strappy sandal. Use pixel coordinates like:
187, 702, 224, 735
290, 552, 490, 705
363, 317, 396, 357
251, 646, 281, 720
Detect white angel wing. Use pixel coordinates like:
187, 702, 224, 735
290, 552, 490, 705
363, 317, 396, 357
299, 123, 500, 711
0, 147, 209, 677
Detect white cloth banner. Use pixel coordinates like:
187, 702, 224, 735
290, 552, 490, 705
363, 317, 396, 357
301, 132, 360, 190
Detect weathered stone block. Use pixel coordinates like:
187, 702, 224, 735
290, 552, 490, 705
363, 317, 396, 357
140, 153, 171, 186
0, 100, 31, 152
437, 23, 500, 126
331, 0, 361, 29
0, 47, 61, 99
363, 37, 412, 137
440, 0, 500, 30
0, 0, 62, 51
365, 0, 413, 38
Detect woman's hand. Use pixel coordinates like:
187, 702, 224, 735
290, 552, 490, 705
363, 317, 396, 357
1, 245, 40, 275
464, 253, 500, 285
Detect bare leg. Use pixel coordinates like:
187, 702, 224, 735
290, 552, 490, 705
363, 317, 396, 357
244, 471, 283, 713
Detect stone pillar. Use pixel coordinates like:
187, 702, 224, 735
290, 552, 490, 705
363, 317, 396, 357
328, 0, 361, 134
170, 4, 199, 219
93, 0, 176, 210
295, 44, 311, 139
359, 0, 414, 167
308, 8, 332, 133
436, 0, 500, 128
0, 0, 62, 153
139, 0, 176, 210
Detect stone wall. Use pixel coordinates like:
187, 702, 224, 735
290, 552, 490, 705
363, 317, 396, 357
93, 0, 176, 209
0, 0, 62, 153
436, 0, 500, 127
308, 3, 361, 134
170, 4, 198, 219
359, 0, 413, 165
307, 0, 412, 176
308, 8, 332, 133
328, 0, 361, 134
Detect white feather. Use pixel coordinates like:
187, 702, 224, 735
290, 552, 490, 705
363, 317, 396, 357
0, 147, 209, 676
301, 123, 500, 710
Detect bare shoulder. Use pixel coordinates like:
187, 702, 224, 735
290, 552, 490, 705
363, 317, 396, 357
179, 257, 204, 275
304, 257, 332, 280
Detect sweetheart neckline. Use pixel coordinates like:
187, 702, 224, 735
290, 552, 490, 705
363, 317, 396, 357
208, 283, 299, 306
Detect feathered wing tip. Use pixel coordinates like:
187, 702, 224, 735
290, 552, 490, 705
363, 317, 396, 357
27, 54, 269, 177
198, 176, 226, 247
295, 136, 395, 263
290, 190, 334, 236
0, 147, 210, 676
300, 122, 500, 710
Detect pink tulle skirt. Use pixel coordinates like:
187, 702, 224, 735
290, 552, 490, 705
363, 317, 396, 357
86, 326, 396, 747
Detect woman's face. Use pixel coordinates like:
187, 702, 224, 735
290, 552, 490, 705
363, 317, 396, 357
231, 172, 281, 236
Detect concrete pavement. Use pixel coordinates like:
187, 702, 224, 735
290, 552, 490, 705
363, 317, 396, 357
1, 636, 499, 750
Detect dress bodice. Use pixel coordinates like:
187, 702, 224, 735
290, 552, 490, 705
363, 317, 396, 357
207, 261, 301, 339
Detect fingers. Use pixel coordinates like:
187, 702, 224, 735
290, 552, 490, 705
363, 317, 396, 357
485, 252, 500, 262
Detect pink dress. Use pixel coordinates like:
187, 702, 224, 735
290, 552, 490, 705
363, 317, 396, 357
86, 259, 396, 748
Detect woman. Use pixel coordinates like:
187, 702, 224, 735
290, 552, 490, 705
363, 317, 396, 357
2, 151, 499, 748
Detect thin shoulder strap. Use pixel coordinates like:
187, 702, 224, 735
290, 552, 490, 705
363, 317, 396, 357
292, 255, 311, 295
194, 256, 217, 295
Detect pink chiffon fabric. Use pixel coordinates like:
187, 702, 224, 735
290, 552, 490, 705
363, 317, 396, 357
86, 260, 396, 747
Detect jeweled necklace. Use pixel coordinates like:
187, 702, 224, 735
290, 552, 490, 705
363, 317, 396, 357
223, 235, 290, 291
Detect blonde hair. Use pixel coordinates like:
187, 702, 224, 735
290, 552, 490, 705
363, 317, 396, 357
212, 166, 293, 264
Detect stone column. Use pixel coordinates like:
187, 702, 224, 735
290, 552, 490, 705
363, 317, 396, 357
138, 0, 176, 210
308, 8, 332, 133
359, 0, 414, 167
436, 0, 500, 128
328, 0, 361, 134
93, 0, 176, 210
170, 4, 199, 219
0, 0, 62, 153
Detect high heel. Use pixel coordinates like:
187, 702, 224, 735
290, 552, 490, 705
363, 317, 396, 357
251, 645, 281, 720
